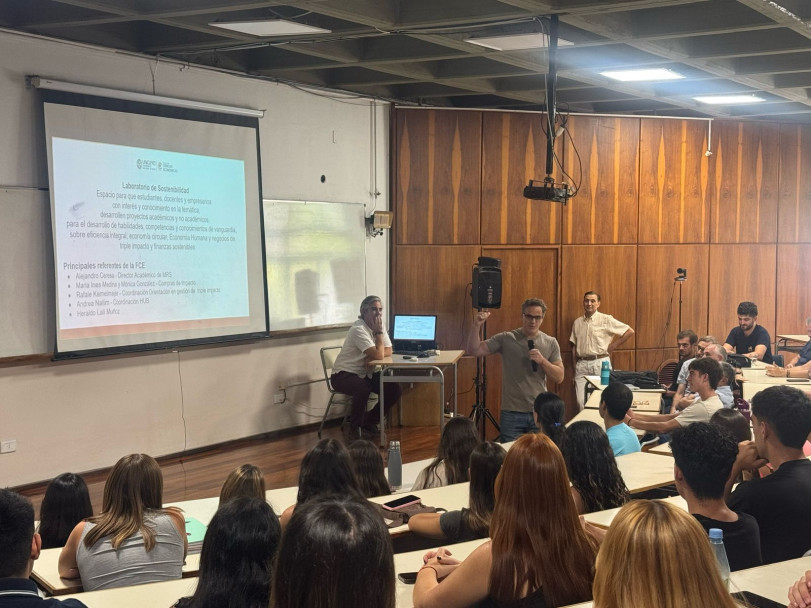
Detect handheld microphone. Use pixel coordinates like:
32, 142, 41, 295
528, 340, 537, 372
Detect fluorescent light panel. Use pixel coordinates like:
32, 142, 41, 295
466, 33, 574, 51
601, 68, 685, 82
209, 20, 331, 37
693, 94, 765, 105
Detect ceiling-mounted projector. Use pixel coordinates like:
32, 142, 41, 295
523, 178, 572, 204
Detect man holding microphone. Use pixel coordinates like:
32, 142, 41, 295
466, 298, 564, 442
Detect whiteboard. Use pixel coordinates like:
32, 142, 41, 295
0, 188, 54, 357
263, 200, 366, 332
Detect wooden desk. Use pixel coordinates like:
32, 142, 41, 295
583, 388, 661, 412
60, 578, 197, 607
566, 408, 644, 440
614, 451, 675, 494
777, 334, 809, 354
583, 495, 686, 528
647, 441, 673, 456
370, 350, 465, 446
561, 555, 811, 607
31, 548, 200, 596
394, 538, 488, 608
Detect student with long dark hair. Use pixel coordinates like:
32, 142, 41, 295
347, 439, 391, 498
173, 497, 281, 608
413, 433, 598, 608
412, 416, 480, 490
38, 473, 93, 549
409, 442, 506, 542
562, 421, 630, 514
280, 438, 362, 527
58, 454, 186, 591
533, 392, 566, 447
272, 496, 395, 608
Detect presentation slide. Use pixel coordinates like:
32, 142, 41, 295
393, 316, 437, 340
44, 94, 268, 357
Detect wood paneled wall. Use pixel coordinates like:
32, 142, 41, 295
391, 109, 811, 422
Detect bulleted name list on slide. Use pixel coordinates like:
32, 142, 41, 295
53, 138, 250, 330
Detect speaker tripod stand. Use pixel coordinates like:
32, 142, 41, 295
469, 318, 500, 440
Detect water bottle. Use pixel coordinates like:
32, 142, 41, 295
387, 441, 402, 491
600, 359, 610, 385
709, 528, 730, 589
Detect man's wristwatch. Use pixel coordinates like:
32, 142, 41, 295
374, 331, 384, 336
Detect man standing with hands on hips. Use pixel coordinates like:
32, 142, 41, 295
570, 291, 634, 410
466, 298, 564, 442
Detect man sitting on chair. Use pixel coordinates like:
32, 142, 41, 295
330, 295, 401, 440
765, 316, 811, 379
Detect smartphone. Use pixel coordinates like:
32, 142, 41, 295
398, 572, 419, 584
731, 591, 786, 608
787, 378, 809, 383
382, 494, 421, 511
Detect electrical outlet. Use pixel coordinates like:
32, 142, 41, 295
1, 439, 16, 453
273, 391, 285, 404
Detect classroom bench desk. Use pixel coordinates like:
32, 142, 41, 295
370, 350, 465, 446
566, 407, 645, 439
59, 578, 197, 607
614, 450, 676, 494
31, 548, 200, 596
562, 555, 811, 607
394, 538, 488, 608
583, 495, 687, 529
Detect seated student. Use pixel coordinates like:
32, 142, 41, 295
219, 464, 265, 505
38, 473, 93, 549
408, 442, 506, 543
533, 391, 566, 447
726, 385, 811, 564
716, 361, 736, 407
597, 381, 640, 456
280, 438, 362, 527
670, 422, 762, 571
723, 300, 774, 363
710, 408, 751, 443
0, 489, 88, 607
58, 454, 186, 591
347, 439, 391, 498
412, 416, 480, 490
592, 500, 739, 608
173, 497, 281, 608
272, 496, 395, 608
627, 358, 724, 435
563, 421, 630, 514
788, 569, 811, 608
413, 433, 598, 608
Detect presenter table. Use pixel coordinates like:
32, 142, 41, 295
371, 350, 465, 446
31, 549, 200, 596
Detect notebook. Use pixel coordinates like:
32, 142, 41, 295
391, 314, 437, 354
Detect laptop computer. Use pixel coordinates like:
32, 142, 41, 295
391, 314, 437, 355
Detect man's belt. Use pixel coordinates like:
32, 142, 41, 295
577, 354, 609, 361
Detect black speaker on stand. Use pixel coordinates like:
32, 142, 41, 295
469, 257, 502, 440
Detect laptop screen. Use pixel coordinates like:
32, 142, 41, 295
392, 315, 437, 342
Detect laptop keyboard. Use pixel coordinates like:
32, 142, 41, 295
393, 350, 431, 358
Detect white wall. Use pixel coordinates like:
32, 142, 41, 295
0, 31, 390, 487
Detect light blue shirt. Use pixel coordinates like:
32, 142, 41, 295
606, 423, 641, 456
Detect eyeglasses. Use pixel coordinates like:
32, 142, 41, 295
523, 314, 543, 322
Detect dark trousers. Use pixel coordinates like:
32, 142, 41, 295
330, 370, 401, 429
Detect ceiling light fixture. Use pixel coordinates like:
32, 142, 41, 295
601, 68, 685, 82
466, 32, 573, 51
693, 94, 765, 105
209, 20, 331, 37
